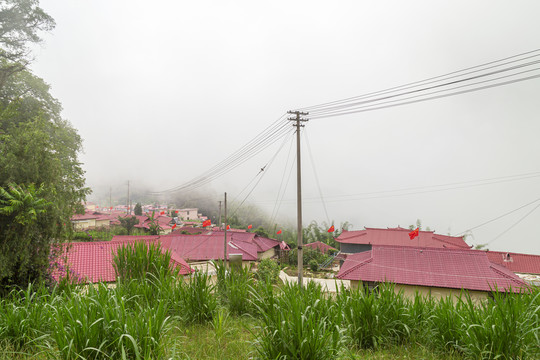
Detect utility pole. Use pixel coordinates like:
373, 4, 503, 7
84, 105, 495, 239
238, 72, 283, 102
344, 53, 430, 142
109, 187, 112, 213
287, 110, 309, 287
218, 200, 222, 230
127, 180, 130, 215
223, 192, 228, 265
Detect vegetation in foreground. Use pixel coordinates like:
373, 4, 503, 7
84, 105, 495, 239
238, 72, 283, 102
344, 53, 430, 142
0, 242, 539, 359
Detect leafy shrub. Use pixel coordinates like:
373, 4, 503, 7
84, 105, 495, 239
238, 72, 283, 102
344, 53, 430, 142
255, 259, 280, 284
309, 259, 319, 272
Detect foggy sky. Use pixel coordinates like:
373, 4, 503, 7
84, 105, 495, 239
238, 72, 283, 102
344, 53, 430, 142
29, 1, 540, 254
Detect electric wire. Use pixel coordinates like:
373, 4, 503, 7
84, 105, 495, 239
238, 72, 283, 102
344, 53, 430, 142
270, 135, 297, 226
250, 171, 540, 205
150, 114, 291, 194
296, 48, 540, 112
309, 74, 540, 119
454, 197, 540, 236
487, 202, 540, 245
309, 66, 540, 118
304, 127, 331, 225
230, 131, 295, 216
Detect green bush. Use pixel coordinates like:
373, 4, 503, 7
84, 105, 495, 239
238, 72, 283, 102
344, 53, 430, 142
309, 259, 319, 272
256, 259, 280, 283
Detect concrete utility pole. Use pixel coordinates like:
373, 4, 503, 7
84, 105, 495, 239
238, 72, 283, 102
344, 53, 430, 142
218, 200, 222, 229
223, 192, 228, 265
127, 180, 130, 215
287, 110, 309, 287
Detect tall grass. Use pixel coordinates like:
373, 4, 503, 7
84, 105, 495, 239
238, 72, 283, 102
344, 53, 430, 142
251, 281, 342, 360
337, 283, 412, 350
176, 271, 217, 324
0, 284, 52, 350
214, 260, 255, 316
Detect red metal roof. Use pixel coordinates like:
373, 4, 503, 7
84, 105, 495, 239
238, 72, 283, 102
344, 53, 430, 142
485, 250, 540, 275
337, 227, 470, 249
337, 245, 527, 293
304, 241, 337, 254
52, 239, 194, 283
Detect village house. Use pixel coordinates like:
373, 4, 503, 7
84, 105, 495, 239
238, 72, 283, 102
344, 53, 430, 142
337, 245, 528, 301
336, 226, 470, 253
304, 241, 338, 254
484, 250, 540, 285
52, 239, 194, 284
71, 211, 112, 230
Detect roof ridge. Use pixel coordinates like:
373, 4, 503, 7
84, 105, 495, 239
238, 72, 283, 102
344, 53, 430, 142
229, 240, 258, 259
338, 256, 373, 279
489, 264, 528, 287
431, 235, 470, 248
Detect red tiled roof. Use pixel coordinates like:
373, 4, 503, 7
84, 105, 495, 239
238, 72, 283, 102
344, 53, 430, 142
252, 237, 281, 253
172, 227, 205, 235
485, 250, 540, 275
337, 227, 470, 249
304, 241, 337, 254
337, 245, 527, 293
52, 239, 194, 283
164, 234, 258, 261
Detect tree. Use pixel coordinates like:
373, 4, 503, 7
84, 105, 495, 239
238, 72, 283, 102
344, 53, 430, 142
133, 202, 142, 216
0, 183, 51, 291
0, 0, 55, 89
118, 216, 139, 236
147, 211, 163, 235
0, 2, 88, 291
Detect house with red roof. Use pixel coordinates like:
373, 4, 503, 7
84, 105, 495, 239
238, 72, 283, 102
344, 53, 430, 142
304, 241, 338, 254
52, 239, 194, 284
337, 245, 528, 301
484, 250, 540, 285
71, 211, 112, 230
336, 227, 470, 254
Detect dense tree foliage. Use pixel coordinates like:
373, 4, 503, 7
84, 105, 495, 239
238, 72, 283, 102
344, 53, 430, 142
0, 1, 89, 291
133, 202, 142, 216
117, 216, 139, 236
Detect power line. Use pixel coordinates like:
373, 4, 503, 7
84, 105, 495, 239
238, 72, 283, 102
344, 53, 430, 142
309, 72, 540, 119
487, 202, 540, 245
455, 197, 540, 236
250, 171, 540, 204
304, 127, 330, 224
296, 48, 540, 112
269, 133, 296, 226
150, 115, 292, 194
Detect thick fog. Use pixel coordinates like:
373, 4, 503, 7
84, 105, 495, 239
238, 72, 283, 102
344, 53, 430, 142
30, 1, 540, 253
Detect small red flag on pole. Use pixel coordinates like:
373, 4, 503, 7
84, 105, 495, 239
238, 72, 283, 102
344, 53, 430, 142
277, 229, 282, 235
328, 225, 335, 233
247, 224, 252, 229
172, 223, 177, 229
226, 225, 230, 230
202, 219, 211, 227
409, 228, 419, 240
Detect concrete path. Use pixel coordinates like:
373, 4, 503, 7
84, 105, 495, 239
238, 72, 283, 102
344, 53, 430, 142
279, 270, 350, 292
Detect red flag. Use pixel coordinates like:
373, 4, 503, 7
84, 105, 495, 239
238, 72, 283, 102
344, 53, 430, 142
226, 225, 230, 230
247, 224, 252, 229
277, 229, 282, 235
175, 210, 178, 213
202, 219, 211, 227
110, 206, 113, 210
160, 211, 165, 215
328, 225, 335, 233
409, 228, 419, 240
172, 223, 177, 229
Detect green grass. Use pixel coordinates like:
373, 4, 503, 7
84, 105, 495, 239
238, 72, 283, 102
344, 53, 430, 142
1, 251, 539, 359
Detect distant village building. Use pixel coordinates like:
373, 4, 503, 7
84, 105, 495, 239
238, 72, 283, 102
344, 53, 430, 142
176, 208, 199, 221
336, 227, 470, 254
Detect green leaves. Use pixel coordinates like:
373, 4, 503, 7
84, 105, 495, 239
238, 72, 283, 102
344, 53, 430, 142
0, 183, 49, 225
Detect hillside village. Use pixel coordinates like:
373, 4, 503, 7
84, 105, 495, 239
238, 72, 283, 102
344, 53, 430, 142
65, 201, 540, 300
